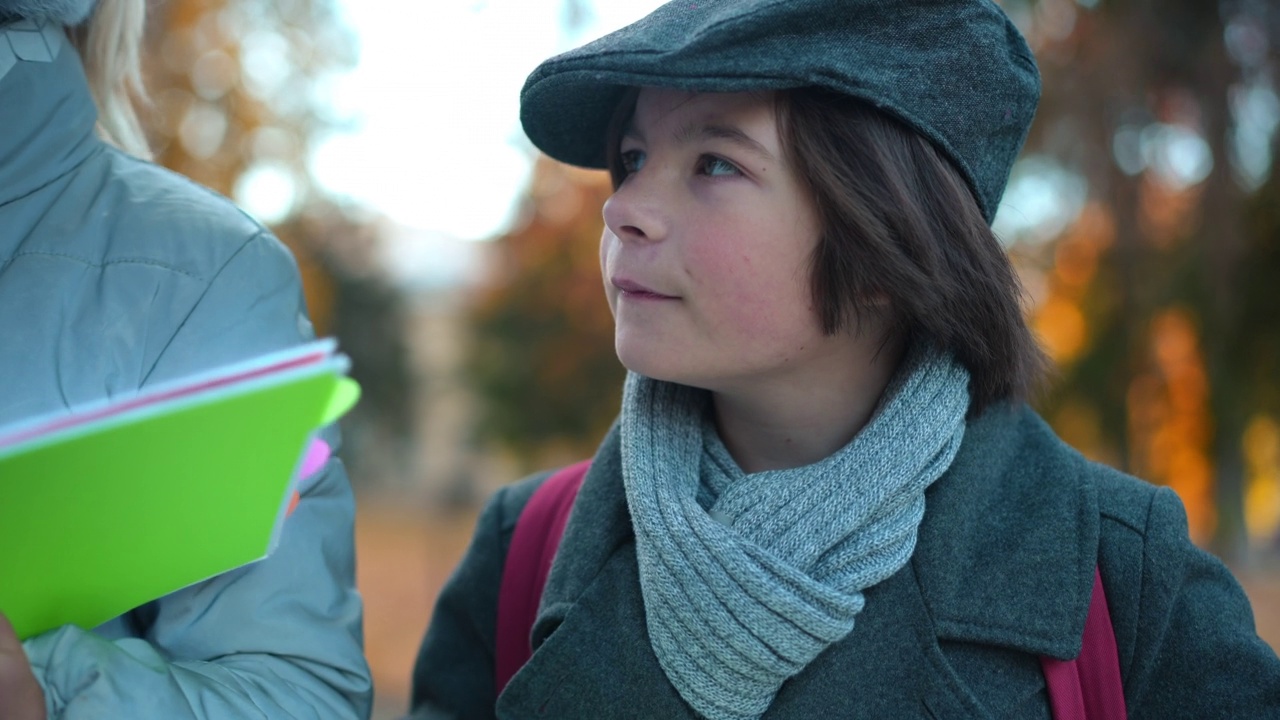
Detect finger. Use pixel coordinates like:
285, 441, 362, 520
0, 612, 21, 653
0, 614, 45, 720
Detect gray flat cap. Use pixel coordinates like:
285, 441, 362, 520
520, 0, 1040, 223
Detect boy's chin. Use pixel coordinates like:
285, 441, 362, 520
616, 352, 715, 391
617, 349, 675, 382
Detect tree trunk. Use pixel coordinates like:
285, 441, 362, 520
1198, 6, 1250, 565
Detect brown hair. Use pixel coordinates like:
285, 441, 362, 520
605, 87, 1047, 416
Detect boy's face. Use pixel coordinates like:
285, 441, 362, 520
600, 88, 874, 395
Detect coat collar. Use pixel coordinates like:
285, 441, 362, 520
0, 19, 100, 209
912, 404, 1099, 660
502, 404, 1098, 716
535, 421, 632, 628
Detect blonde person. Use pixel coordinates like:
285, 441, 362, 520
0, 1, 371, 717
407, 0, 1280, 718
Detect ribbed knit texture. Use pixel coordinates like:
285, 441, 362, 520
621, 349, 971, 720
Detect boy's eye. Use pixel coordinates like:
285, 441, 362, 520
698, 155, 741, 177
620, 149, 646, 174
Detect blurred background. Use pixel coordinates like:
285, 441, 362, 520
129, 0, 1278, 715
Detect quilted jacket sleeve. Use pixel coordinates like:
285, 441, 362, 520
22, 232, 372, 719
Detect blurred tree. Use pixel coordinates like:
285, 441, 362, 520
1240, 145, 1280, 547
144, 0, 353, 208
465, 158, 624, 470
139, 0, 417, 484
140, 0, 355, 332
1014, 0, 1279, 560
275, 205, 418, 485
1241, 144, 1280, 422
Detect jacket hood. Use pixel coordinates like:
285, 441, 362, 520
0, 0, 95, 25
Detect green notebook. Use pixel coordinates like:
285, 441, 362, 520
0, 340, 360, 640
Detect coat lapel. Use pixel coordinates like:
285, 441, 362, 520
913, 405, 1099, 661
497, 425, 695, 718
498, 405, 1100, 718
503, 535, 991, 719
773, 564, 998, 719
496, 538, 699, 718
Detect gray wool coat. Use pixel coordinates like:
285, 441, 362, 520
409, 404, 1280, 719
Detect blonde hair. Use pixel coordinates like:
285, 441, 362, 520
67, 0, 150, 159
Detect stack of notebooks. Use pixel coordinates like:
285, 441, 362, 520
0, 340, 360, 640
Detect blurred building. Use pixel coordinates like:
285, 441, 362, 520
352, 223, 521, 505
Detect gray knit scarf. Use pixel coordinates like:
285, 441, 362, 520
620, 349, 970, 720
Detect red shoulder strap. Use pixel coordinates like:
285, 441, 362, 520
1040, 567, 1128, 720
494, 460, 591, 695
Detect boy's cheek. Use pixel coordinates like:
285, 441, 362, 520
598, 229, 611, 270
604, 287, 619, 318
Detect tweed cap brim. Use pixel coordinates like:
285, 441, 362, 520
520, 0, 1040, 223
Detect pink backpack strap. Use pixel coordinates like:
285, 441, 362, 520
1040, 567, 1128, 720
494, 460, 591, 695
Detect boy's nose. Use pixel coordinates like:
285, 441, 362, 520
602, 178, 668, 244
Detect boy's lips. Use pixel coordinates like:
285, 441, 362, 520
612, 277, 679, 300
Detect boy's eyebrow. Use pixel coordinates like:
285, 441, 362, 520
621, 120, 642, 143
677, 121, 776, 162
623, 118, 776, 162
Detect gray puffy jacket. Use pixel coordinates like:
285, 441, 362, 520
0, 20, 372, 719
